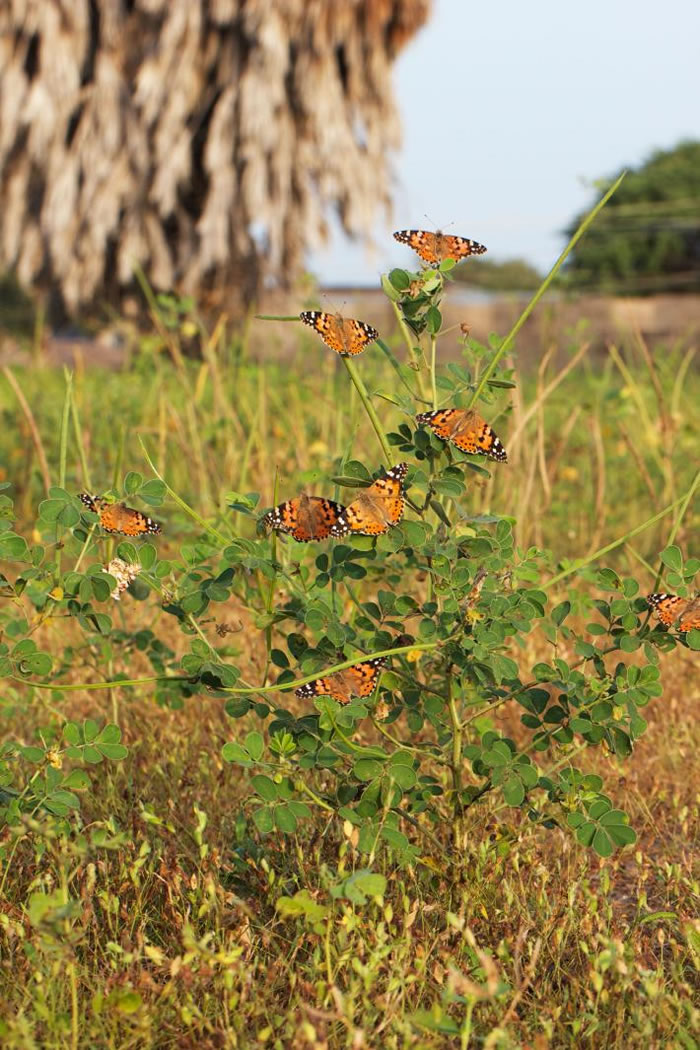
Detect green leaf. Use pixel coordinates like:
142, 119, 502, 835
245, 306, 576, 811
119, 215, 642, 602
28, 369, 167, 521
123, 471, 143, 495
0, 533, 28, 560
502, 777, 525, 806
274, 805, 298, 833
660, 545, 682, 573
63, 723, 81, 746
592, 828, 614, 857
245, 732, 264, 762
353, 758, 384, 781
97, 743, 128, 761
252, 806, 274, 833
221, 742, 252, 766
251, 774, 278, 801
552, 601, 571, 626
276, 890, 329, 921
388, 764, 417, 790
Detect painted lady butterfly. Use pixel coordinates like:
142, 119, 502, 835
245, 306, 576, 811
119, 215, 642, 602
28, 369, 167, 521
261, 494, 346, 542
416, 408, 507, 462
393, 229, 487, 266
296, 656, 387, 703
299, 311, 379, 356
78, 494, 162, 536
330, 463, 408, 537
646, 593, 700, 632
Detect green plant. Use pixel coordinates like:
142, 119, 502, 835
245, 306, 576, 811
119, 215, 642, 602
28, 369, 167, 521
5, 173, 698, 889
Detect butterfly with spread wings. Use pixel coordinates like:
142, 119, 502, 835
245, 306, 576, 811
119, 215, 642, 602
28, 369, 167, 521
416, 408, 507, 462
296, 656, 387, 704
646, 593, 700, 633
330, 463, 408, 537
393, 229, 487, 267
299, 311, 379, 356
261, 494, 346, 542
79, 494, 162, 536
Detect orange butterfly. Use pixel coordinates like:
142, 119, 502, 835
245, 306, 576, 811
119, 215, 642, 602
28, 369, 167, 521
296, 656, 387, 703
79, 494, 162, 536
330, 464, 408, 537
261, 494, 346, 542
416, 408, 507, 462
299, 311, 379, 356
393, 229, 487, 266
646, 593, 700, 632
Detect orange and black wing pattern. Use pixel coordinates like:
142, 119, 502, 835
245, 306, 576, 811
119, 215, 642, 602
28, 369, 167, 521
261, 495, 345, 542
300, 311, 378, 356
647, 593, 700, 632
416, 408, 507, 462
296, 656, 387, 703
79, 493, 162, 536
330, 463, 408, 537
393, 229, 487, 266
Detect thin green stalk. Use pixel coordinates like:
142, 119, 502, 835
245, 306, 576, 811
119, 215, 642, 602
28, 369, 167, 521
545, 484, 695, 590
374, 336, 424, 402
140, 439, 229, 545
430, 333, 438, 410
650, 466, 700, 593
447, 676, 463, 851
390, 300, 430, 400
70, 391, 91, 492
16, 643, 440, 697
55, 372, 73, 581
341, 356, 393, 466
467, 171, 626, 410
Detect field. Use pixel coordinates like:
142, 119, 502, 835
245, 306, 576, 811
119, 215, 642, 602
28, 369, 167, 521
1, 258, 699, 1050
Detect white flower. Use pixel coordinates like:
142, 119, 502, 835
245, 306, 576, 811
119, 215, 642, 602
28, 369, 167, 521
105, 558, 141, 601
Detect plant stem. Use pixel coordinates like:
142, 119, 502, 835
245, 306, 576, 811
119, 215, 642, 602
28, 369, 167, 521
390, 301, 430, 400
429, 333, 438, 410
446, 672, 463, 851
341, 356, 393, 466
545, 483, 696, 589
467, 171, 626, 410
140, 439, 229, 545
374, 337, 424, 401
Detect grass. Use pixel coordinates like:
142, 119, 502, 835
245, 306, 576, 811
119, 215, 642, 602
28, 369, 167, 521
0, 301, 699, 1047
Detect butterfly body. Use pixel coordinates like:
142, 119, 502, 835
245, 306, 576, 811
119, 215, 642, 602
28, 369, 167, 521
299, 311, 378, 356
416, 408, 507, 462
393, 229, 487, 266
647, 592, 700, 632
330, 463, 408, 537
262, 494, 345, 542
78, 494, 162, 536
296, 656, 387, 703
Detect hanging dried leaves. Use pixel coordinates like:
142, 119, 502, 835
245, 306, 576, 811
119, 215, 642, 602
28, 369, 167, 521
0, 0, 430, 317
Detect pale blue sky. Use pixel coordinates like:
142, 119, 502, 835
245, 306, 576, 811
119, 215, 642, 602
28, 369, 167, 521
310, 0, 700, 284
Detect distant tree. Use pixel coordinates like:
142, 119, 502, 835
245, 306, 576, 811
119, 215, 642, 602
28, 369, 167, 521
564, 141, 700, 293
454, 257, 542, 292
0, 0, 430, 320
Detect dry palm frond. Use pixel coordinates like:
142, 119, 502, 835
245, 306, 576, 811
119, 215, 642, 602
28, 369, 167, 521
0, 0, 430, 317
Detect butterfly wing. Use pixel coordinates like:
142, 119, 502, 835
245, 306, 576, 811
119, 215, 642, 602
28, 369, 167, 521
393, 230, 487, 265
78, 494, 161, 535
646, 592, 686, 627
262, 496, 345, 542
296, 674, 350, 702
345, 656, 387, 697
300, 311, 378, 356
101, 504, 161, 536
295, 656, 387, 703
78, 493, 99, 514
678, 598, 700, 633
438, 234, 487, 261
331, 463, 407, 536
393, 230, 439, 265
417, 409, 507, 462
